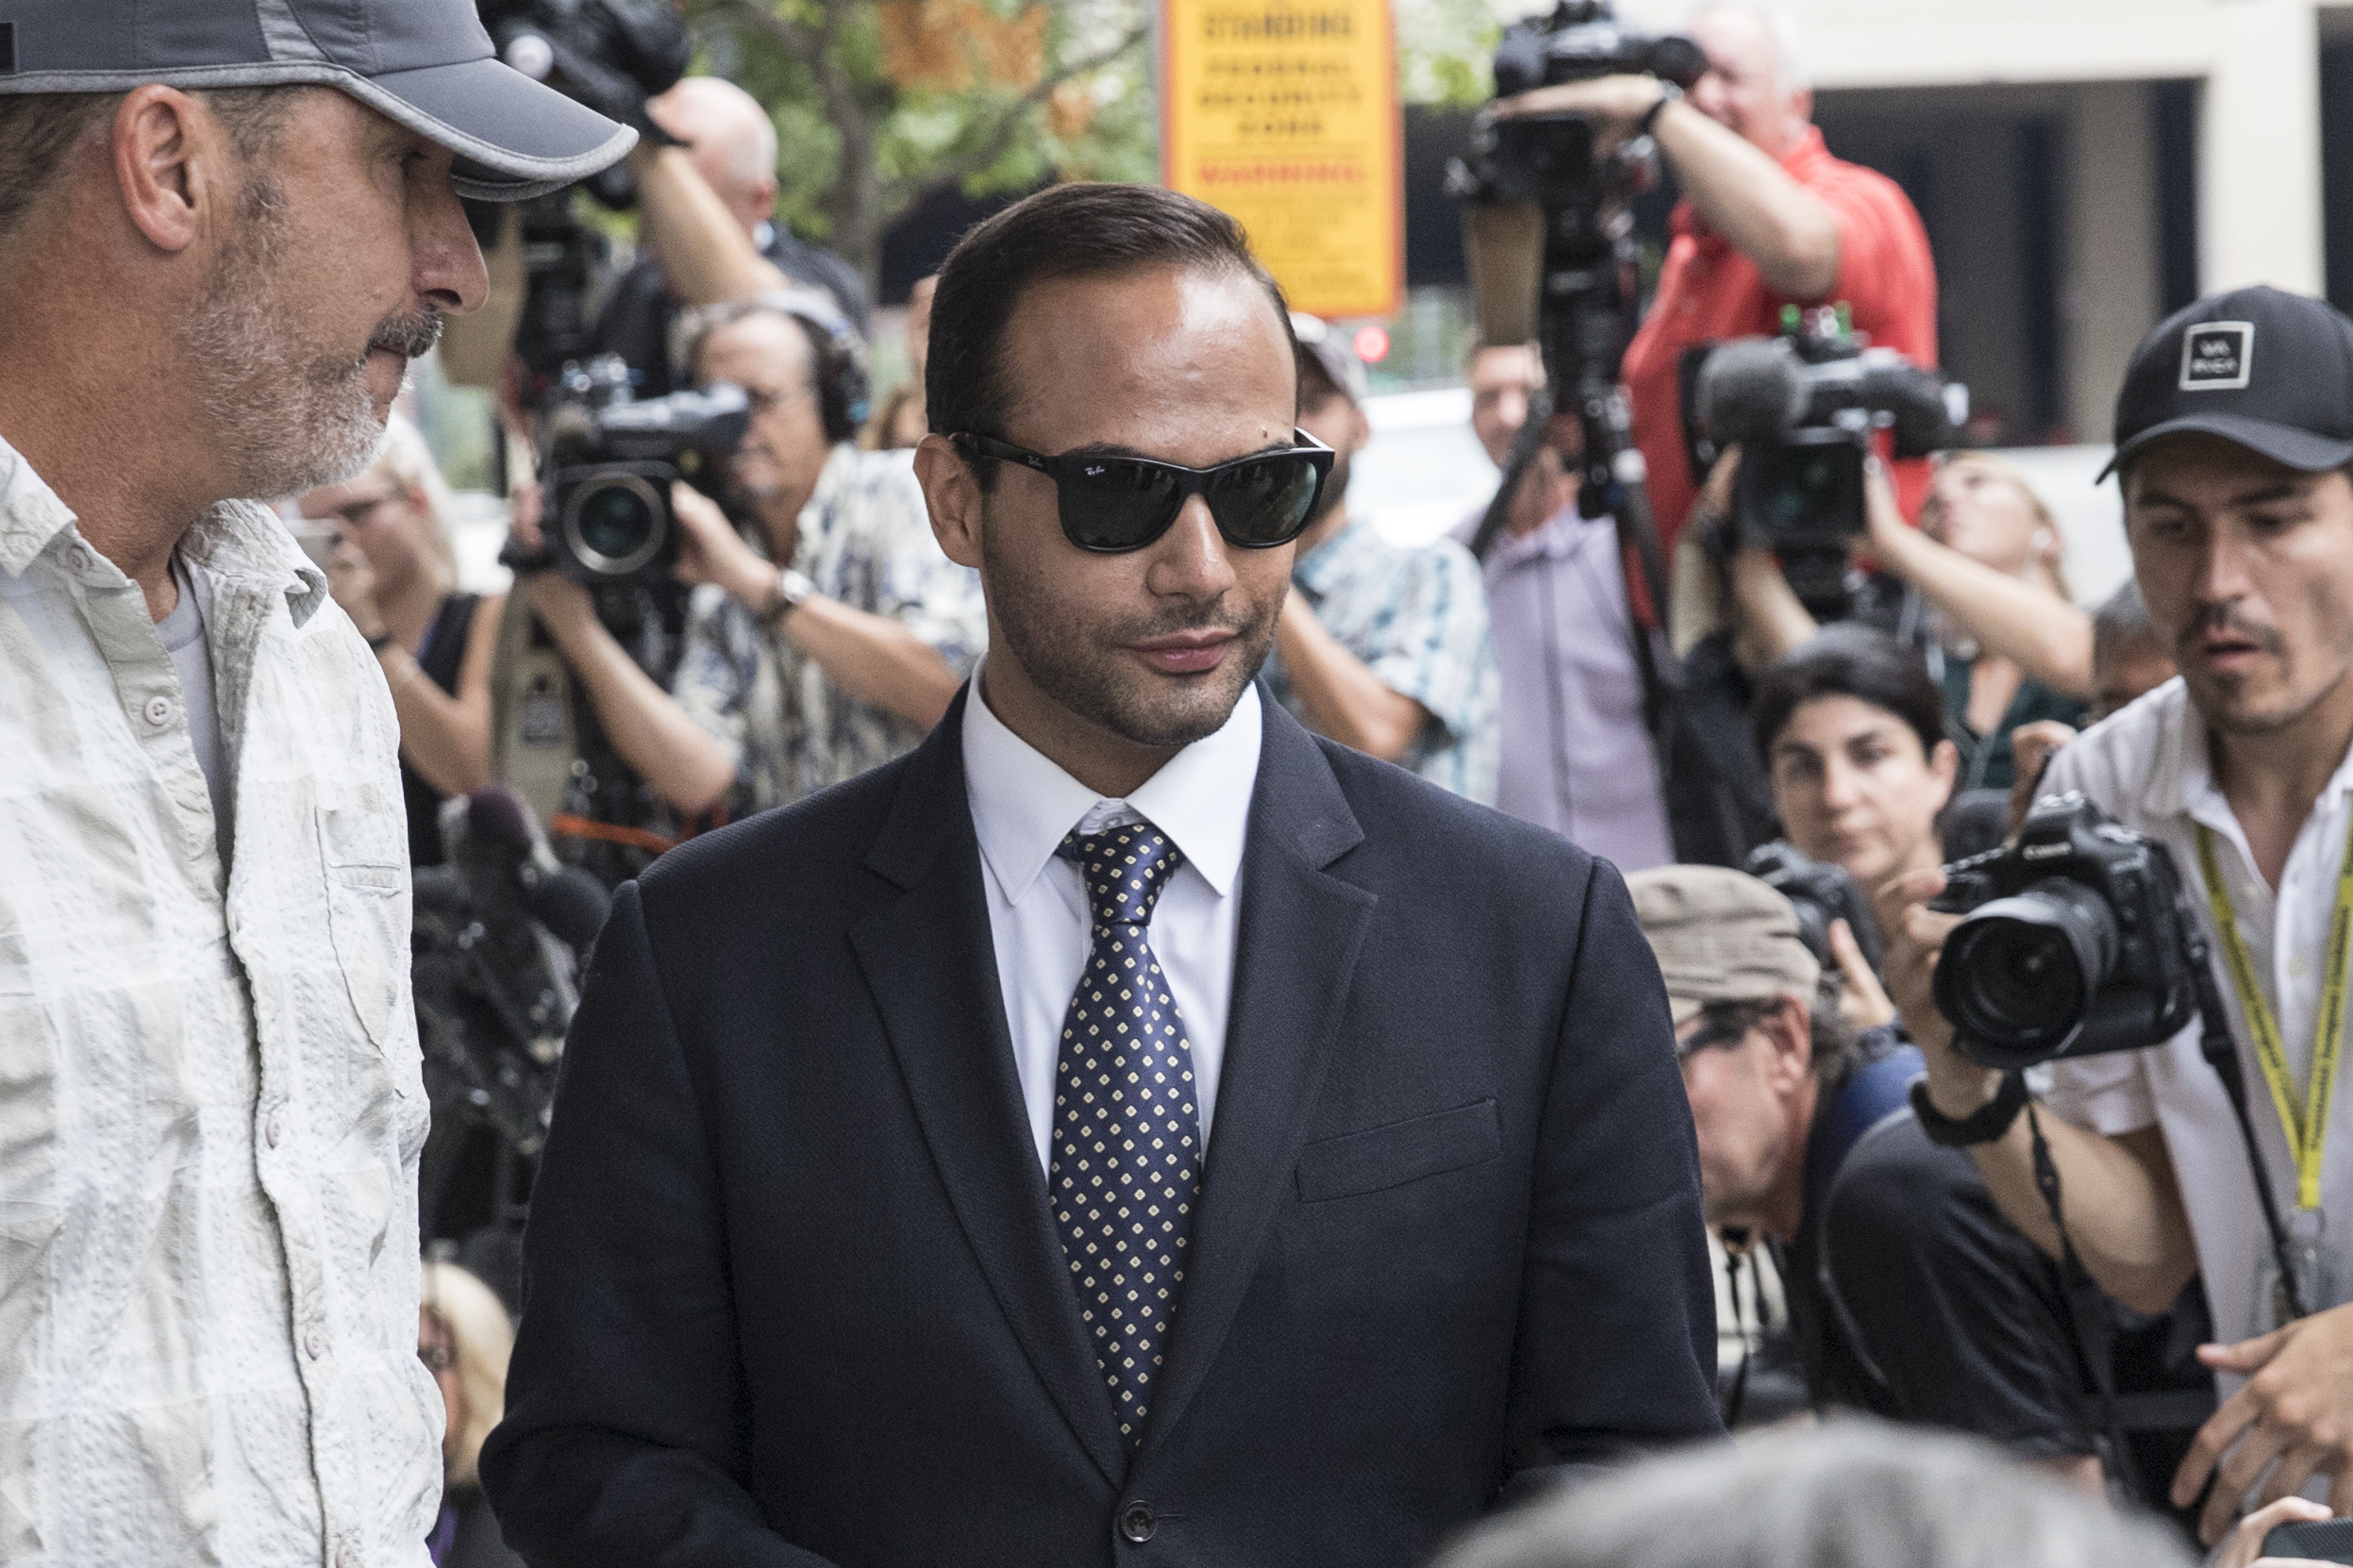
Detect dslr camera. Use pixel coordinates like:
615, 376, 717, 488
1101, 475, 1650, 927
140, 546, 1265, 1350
1745, 840, 1883, 977
1694, 311, 1966, 613
1930, 793, 2199, 1071
531, 355, 751, 584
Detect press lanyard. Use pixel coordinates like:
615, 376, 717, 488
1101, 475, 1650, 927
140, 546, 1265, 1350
2195, 811, 2353, 1212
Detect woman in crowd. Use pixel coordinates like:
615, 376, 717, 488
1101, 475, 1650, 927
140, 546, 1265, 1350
1873, 451, 2091, 791
1713, 451, 2091, 792
1754, 626, 1959, 904
300, 416, 505, 866
421, 1260, 525, 1568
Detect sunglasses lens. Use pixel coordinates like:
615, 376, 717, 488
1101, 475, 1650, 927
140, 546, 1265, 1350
1207, 455, 1322, 546
1057, 458, 1185, 551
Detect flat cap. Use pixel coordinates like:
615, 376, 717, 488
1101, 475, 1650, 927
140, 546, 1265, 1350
1626, 865, 1821, 1026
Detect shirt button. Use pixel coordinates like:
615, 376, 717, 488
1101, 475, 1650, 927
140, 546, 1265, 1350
303, 1326, 325, 1359
65, 545, 93, 574
142, 695, 174, 727
265, 1110, 283, 1149
2290, 956, 2311, 981
1119, 1501, 1157, 1543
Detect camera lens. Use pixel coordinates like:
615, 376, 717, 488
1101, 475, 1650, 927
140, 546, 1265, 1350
1934, 877, 2120, 1068
562, 474, 668, 577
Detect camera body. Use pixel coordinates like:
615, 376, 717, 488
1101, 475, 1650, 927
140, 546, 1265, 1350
538, 356, 751, 584
1930, 793, 2199, 1071
1744, 840, 1884, 978
1696, 316, 1965, 554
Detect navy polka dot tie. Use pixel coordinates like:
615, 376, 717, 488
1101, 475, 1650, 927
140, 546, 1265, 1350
1051, 820, 1203, 1447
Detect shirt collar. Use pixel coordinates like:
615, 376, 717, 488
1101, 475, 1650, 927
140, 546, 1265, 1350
961, 661, 1262, 903
0, 429, 326, 621
2159, 676, 2353, 831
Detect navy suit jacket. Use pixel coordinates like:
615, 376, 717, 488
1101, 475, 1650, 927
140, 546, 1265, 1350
480, 690, 1720, 1567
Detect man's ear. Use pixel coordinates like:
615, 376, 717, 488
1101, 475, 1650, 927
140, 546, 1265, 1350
915, 433, 984, 570
1762, 995, 1813, 1092
110, 86, 226, 256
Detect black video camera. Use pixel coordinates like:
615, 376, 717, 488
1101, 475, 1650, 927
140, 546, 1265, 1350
465, 0, 690, 399
1694, 312, 1965, 613
1449, 0, 1705, 542
476, 0, 689, 143
526, 355, 751, 584
1930, 793, 2199, 1072
1455, 2, 1706, 213
1745, 840, 1884, 978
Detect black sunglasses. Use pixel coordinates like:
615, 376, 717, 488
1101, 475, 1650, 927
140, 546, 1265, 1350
951, 430, 1335, 554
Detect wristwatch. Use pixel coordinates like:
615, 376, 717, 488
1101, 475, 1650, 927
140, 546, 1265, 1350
1910, 1071, 2029, 1147
759, 566, 817, 630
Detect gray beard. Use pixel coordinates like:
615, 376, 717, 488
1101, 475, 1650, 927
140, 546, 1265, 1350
181, 175, 396, 503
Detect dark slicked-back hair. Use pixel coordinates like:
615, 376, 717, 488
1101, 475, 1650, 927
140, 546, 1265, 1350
1752, 625, 1951, 766
926, 182, 1296, 485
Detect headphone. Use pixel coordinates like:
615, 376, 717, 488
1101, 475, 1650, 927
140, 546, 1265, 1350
765, 289, 872, 446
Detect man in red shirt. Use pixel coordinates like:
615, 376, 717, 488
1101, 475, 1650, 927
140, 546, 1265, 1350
1495, 1, 1938, 558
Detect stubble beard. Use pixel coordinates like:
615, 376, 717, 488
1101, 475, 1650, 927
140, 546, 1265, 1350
981, 506, 1281, 751
183, 170, 439, 502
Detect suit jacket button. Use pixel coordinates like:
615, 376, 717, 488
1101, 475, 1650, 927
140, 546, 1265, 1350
1119, 1501, 1157, 1543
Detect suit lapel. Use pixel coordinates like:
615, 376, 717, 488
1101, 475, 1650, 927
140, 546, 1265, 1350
1143, 701, 1377, 1453
846, 692, 1128, 1485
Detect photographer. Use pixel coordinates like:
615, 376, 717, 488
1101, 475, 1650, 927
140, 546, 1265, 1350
1883, 287, 2353, 1545
522, 292, 984, 816
592, 76, 870, 397
1629, 865, 2102, 1480
1268, 316, 1500, 801
1756, 627, 1956, 918
300, 415, 505, 868
1708, 450, 2092, 790
1494, 0, 1937, 553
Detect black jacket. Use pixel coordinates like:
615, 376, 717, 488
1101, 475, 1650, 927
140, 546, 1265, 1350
480, 692, 1720, 1567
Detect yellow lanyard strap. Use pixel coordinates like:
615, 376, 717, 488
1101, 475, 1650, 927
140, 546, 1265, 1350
2196, 813, 2353, 1212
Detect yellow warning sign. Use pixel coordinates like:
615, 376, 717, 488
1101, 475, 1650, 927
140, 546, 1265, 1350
1160, 0, 1402, 321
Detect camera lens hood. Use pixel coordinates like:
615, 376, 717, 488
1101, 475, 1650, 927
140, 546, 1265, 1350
1936, 878, 2121, 1070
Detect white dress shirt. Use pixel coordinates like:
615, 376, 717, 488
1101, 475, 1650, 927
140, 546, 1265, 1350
2043, 677, 2353, 1347
0, 432, 441, 1566
960, 667, 1261, 1169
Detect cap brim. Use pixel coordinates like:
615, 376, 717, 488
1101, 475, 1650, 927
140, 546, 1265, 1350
338, 58, 636, 202
2097, 412, 2353, 482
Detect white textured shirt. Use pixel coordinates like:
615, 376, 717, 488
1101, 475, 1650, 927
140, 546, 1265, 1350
2043, 677, 2353, 1345
960, 668, 1260, 1168
0, 434, 441, 1566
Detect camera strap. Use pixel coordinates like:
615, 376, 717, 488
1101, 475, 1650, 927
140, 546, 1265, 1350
2194, 816, 2353, 1215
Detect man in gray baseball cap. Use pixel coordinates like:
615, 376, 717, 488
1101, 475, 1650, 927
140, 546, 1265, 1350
0, 7, 628, 1565
1628, 865, 2104, 1471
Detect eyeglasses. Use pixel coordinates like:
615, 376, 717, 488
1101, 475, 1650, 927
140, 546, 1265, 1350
950, 430, 1335, 554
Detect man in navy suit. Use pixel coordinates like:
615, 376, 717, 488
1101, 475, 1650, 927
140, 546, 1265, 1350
481, 182, 1720, 1568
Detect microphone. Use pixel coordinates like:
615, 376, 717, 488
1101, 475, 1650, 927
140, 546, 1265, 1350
447, 785, 611, 949
1694, 338, 1807, 445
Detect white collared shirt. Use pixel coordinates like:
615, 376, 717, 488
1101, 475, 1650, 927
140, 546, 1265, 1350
2043, 677, 2353, 1344
0, 434, 440, 1566
960, 666, 1261, 1168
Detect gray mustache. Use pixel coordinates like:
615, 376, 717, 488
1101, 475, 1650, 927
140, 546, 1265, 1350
369, 312, 443, 359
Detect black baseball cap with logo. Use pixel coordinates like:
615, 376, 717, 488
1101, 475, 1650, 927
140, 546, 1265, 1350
2102, 285, 2353, 480
0, 0, 634, 200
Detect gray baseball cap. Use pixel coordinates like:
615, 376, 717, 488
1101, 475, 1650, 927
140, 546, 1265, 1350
0, 0, 635, 200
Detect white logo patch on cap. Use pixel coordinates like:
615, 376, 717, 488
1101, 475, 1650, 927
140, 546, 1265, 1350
2180, 322, 2254, 392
